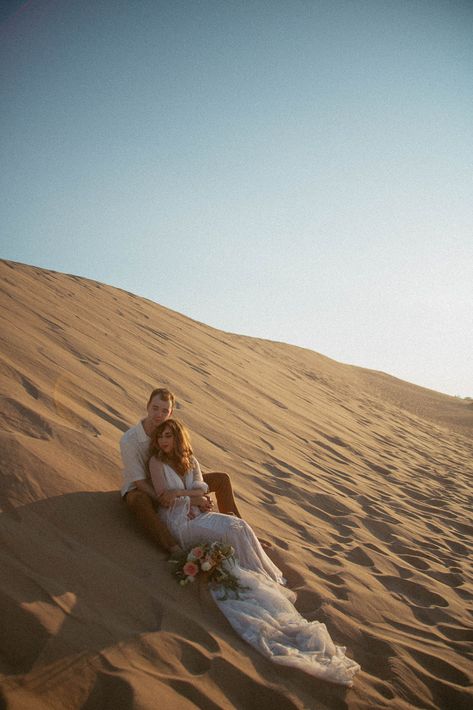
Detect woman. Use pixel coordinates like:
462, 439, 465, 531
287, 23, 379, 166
148, 418, 284, 583
149, 419, 360, 686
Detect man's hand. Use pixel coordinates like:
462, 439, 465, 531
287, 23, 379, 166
158, 489, 179, 507
196, 494, 213, 512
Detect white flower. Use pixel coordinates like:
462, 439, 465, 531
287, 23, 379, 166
201, 561, 212, 572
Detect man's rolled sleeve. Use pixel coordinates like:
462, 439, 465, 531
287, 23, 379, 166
120, 426, 149, 497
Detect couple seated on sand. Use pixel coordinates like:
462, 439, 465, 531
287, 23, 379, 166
120, 387, 247, 554
119, 387, 360, 686
120, 387, 279, 578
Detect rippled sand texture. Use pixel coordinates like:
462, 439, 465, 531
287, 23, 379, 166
1, 259, 472, 709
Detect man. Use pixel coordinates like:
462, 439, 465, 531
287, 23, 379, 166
120, 387, 242, 554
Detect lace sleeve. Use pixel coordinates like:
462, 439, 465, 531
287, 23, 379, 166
190, 457, 208, 492
149, 457, 166, 497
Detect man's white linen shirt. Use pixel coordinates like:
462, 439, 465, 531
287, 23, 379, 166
120, 420, 150, 497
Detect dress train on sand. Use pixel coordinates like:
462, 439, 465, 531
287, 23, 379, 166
212, 564, 360, 686
154, 462, 360, 686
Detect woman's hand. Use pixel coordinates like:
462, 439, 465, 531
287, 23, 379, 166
196, 494, 213, 512
158, 489, 180, 507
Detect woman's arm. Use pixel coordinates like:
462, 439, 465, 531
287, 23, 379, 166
190, 457, 208, 492
188, 458, 211, 510
158, 486, 206, 506
150, 457, 207, 505
162, 460, 209, 504
174, 488, 206, 499
149, 456, 167, 498
149, 458, 180, 507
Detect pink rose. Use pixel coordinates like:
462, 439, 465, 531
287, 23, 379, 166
183, 561, 198, 577
190, 547, 204, 560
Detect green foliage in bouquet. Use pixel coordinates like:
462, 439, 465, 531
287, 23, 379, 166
169, 541, 248, 600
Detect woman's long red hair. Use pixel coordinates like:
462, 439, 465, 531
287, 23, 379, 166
148, 418, 193, 476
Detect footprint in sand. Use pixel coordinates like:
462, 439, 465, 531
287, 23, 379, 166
398, 554, 430, 571
363, 517, 395, 542
445, 539, 469, 555
363, 460, 397, 477
167, 679, 221, 708
260, 437, 275, 451
377, 575, 449, 608
409, 647, 472, 686
313, 439, 351, 464
174, 660, 302, 709
389, 618, 440, 643
263, 463, 291, 479
261, 493, 277, 505
317, 546, 338, 558
453, 587, 473, 601
20, 375, 39, 400
346, 545, 375, 567
354, 632, 401, 692
267, 458, 305, 478
293, 587, 323, 615
82, 672, 134, 707
0, 398, 53, 440
201, 435, 229, 454
271, 536, 290, 551
437, 624, 473, 642
429, 570, 464, 588
312, 493, 353, 517
87, 402, 129, 433
175, 638, 213, 675
309, 568, 349, 601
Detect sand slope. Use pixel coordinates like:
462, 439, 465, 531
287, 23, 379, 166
0, 259, 472, 710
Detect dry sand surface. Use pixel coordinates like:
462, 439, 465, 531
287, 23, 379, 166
1, 259, 472, 710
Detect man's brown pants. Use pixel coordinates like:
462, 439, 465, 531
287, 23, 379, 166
124, 471, 242, 552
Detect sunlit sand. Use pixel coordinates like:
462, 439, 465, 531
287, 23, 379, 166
1, 260, 472, 709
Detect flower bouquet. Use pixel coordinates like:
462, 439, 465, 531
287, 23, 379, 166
170, 541, 248, 599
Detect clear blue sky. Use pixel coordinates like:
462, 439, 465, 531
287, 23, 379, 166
1, 0, 472, 397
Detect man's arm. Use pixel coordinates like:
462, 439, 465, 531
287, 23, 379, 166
120, 433, 157, 499
134, 478, 159, 501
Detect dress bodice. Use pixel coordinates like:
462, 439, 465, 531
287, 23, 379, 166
162, 463, 196, 491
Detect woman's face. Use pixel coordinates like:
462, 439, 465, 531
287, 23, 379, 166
157, 426, 175, 455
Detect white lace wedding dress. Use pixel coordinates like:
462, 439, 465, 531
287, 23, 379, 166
152, 460, 360, 686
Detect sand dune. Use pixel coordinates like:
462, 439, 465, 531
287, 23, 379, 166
1, 259, 472, 709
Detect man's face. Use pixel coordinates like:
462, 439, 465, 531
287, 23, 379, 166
147, 396, 173, 428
